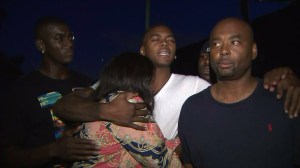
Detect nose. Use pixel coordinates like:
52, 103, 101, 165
220, 43, 229, 57
204, 55, 209, 65
64, 37, 73, 48
160, 40, 168, 47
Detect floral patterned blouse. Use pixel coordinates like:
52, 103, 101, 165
72, 93, 183, 168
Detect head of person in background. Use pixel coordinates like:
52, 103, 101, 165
198, 41, 211, 82
34, 16, 75, 77
198, 40, 217, 84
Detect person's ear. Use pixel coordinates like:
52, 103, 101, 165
35, 39, 45, 54
140, 47, 145, 56
252, 43, 257, 60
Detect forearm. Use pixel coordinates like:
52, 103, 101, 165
53, 92, 118, 122
53, 93, 103, 122
54, 91, 149, 130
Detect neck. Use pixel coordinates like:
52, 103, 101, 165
211, 76, 257, 103
152, 66, 171, 94
39, 62, 70, 80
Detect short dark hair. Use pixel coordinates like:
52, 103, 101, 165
141, 23, 174, 45
34, 16, 68, 39
93, 52, 155, 113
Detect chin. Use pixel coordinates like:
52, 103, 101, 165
62, 57, 73, 64
160, 62, 172, 67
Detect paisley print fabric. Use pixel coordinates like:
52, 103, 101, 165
72, 95, 182, 168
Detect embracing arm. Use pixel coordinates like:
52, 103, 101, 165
263, 67, 300, 118
53, 87, 101, 122
53, 87, 149, 130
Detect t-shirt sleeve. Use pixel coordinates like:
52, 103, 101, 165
196, 76, 211, 93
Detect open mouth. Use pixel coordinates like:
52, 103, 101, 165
157, 49, 170, 56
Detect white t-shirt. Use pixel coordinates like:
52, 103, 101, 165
91, 73, 211, 139
153, 74, 210, 139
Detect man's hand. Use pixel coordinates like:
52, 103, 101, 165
276, 75, 300, 118
263, 66, 293, 92
52, 125, 100, 161
100, 92, 150, 131
263, 67, 300, 118
54, 88, 150, 130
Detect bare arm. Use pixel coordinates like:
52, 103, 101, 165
276, 74, 300, 118
53, 87, 150, 130
263, 67, 300, 118
53, 87, 101, 122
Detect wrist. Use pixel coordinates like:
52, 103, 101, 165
97, 102, 112, 121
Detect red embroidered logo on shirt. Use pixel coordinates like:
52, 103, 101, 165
267, 123, 272, 132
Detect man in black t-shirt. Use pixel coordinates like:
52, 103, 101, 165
2, 16, 99, 168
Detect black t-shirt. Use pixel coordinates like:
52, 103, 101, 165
2, 70, 92, 167
179, 79, 300, 168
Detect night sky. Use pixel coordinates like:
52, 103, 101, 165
0, 0, 288, 80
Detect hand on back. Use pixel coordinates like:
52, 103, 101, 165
53, 125, 100, 161
103, 92, 150, 130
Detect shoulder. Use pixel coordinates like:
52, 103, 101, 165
255, 78, 279, 99
70, 70, 91, 80
179, 87, 211, 123
172, 74, 210, 84
172, 73, 199, 80
69, 70, 93, 85
181, 87, 211, 114
187, 87, 210, 102
171, 74, 210, 93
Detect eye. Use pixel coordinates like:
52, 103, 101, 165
54, 34, 64, 41
211, 41, 221, 47
232, 40, 240, 45
68, 32, 75, 41
199, 53, 207, 58
151, 36, 159, 41
167, 37, 175, 43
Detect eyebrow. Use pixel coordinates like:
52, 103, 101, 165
149, 32, 174, 37
149, 33, 160, 38
230, 34, 242, 39
54, 32, 73, 36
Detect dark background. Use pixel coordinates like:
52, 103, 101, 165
1, 0, 298, 82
